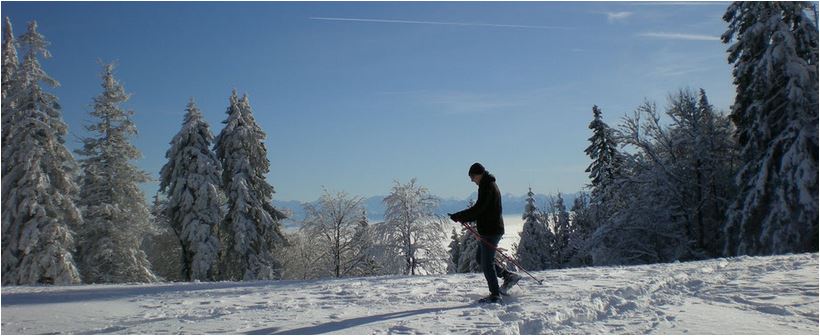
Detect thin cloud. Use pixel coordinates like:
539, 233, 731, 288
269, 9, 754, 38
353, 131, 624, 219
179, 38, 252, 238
638, 32, 720, 41
309, 17, 572, 30
644, 50, 724, 77
649, 64, 712, 77
387, 84, 579, 116
606, 11, 634, 22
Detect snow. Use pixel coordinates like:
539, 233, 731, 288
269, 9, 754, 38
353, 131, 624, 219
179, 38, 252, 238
2, 253, 816, 334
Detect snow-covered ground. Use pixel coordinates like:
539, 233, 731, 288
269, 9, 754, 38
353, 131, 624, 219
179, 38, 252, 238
2, 253, 817, 335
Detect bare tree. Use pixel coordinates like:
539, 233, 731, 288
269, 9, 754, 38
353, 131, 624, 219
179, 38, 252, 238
374, 179, 447, 275
301, 189, 371, 278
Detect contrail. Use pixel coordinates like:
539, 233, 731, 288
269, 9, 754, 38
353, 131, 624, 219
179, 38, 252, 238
638, 32, 720, 41
309, 17, 572, 30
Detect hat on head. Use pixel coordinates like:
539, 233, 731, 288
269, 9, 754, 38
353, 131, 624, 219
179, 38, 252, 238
468, 162, 485, 176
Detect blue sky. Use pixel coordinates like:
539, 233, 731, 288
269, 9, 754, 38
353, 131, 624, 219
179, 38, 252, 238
2, 1, 735, 202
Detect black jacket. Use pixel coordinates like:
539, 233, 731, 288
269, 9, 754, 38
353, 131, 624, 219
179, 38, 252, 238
454, 172, 504, 236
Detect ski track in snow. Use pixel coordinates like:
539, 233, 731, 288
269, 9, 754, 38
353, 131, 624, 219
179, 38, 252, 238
1, 253, 817, 335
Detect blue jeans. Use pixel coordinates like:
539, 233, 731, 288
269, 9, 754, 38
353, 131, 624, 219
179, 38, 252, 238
475, 234, 509, 295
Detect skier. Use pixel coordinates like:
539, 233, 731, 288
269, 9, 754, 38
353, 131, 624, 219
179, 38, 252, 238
449, 163, 521, 304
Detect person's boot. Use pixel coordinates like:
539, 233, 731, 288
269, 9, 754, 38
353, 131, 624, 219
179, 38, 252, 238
478, 293, 503, 304
500, 272, 522, 295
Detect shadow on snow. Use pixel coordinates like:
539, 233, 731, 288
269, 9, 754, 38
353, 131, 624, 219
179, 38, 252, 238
245, 304, 475, 335
0, 281, 285, 306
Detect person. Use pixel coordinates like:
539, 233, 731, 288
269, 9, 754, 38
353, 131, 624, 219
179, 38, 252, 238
449, 162, 521, 304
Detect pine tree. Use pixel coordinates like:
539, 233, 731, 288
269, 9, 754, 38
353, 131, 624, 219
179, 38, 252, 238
455, 226, 481, 273
214, 91, 285, 281
549, 192, 573, 267
568, 192, 594, 266
584, 105, 621, 207
446, 228, 460, 273
142, 194, 184, 282
159, 98, 224, 281
722, 2, 818, 255
2, 17, 18, 105
515, 188, 555, 270
454, 199, 481, 273
1, 21, 82, 285
452, 199, 480, 273
76, 63, 156, 283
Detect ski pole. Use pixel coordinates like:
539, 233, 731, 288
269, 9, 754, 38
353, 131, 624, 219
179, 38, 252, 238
457, 221, 545, 285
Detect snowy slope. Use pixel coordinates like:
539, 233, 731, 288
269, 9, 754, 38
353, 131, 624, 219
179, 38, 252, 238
2, 253, 817, 335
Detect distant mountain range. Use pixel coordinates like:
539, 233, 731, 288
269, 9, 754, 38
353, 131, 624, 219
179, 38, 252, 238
274, 191, 580, 229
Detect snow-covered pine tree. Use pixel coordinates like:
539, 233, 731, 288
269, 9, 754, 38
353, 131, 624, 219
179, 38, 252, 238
214, 91, 285, 281
453, 200, 480, 273
722, 1, 819, 255
446, 227, 460, 273
75, 63, 156, 283
1, 17, 18, 105
1, 17, 18, 160
142, 193, 184, 282
549, 192, 573, 267
301, 190, 369, 278
584, 105, 621, 209
515, 188, 555, 271
568, 191, 594, 267
375, 178, 447, 275
159, 98, 224, 281
1, 21, 82, 286
455, 225, 481, 273
2, 16, 18, 176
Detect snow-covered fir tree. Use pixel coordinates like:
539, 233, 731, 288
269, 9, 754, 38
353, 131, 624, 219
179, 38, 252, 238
515, 188, 555, 270
1, 17, 19, 145
75, 63, 156, 283
722, 1, 819, 255
374, 179, 447, 275
451, 200, 480, 273
446, 228, 460, 273
548, 192, 573, 267
300, 190, 371, 278
568, 192, 594, 266
584, 105, 621, 208
159, 98, 224, 281
2, 17, 18, 105
2, 16, 18, 174
142, 194, 184, 282
455, 225, 481, 273
1, 21, 82, 285
1, 17, 19, 161
214, 91, 286, 281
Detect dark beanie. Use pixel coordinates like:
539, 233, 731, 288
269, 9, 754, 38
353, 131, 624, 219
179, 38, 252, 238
468, 162, 485, 176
